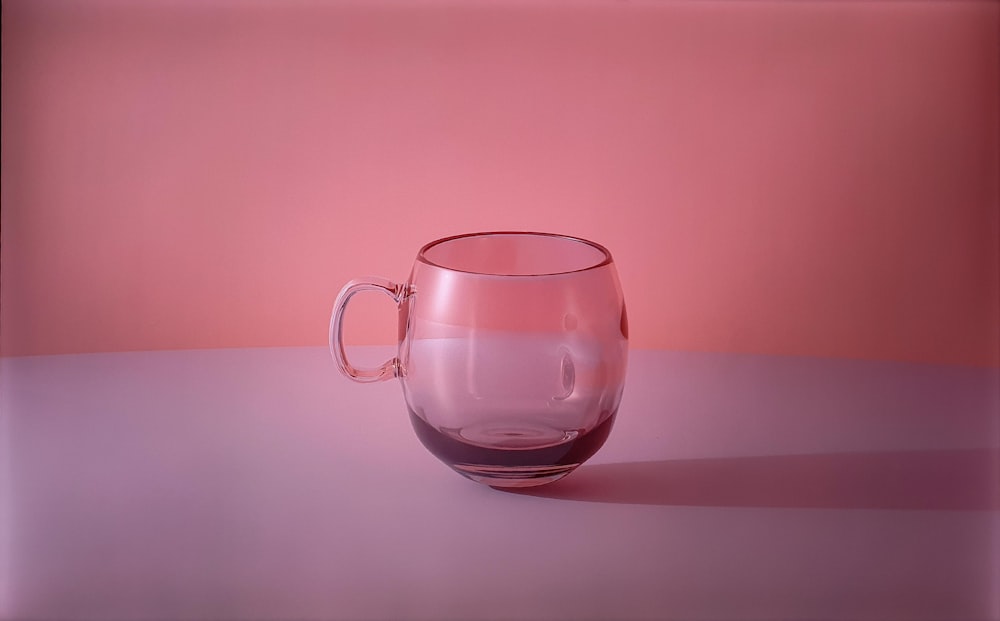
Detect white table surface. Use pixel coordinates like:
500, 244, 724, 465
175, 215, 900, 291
1, 346, 998, 620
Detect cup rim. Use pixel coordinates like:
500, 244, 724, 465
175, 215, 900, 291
416, 231, 613, 277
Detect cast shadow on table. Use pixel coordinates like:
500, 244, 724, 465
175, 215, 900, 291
509, 449, 1000, 510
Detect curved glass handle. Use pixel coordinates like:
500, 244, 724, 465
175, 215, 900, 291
330, 277, 408, 383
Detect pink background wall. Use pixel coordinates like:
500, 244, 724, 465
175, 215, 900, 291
2, 0, 997, 366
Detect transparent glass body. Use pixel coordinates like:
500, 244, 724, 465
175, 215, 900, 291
331, 232, 628, 487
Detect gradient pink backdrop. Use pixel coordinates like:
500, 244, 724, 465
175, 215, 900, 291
2, 0, 998, 366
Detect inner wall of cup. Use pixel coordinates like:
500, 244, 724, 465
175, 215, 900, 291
420, 233, 609, 276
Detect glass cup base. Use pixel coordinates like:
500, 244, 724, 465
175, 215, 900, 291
451, 463, 578, 488
408, 408, 618, 488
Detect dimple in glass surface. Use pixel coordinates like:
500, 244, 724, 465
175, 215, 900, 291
331, 232, 628, 487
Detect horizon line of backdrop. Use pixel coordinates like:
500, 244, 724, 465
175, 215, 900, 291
1, 0, 998, 366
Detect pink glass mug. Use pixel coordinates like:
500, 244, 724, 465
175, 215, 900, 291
330, 232, 628, 487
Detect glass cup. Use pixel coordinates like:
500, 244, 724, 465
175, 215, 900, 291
330, 232, 628, 487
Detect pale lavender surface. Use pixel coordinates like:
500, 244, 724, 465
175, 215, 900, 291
1, 347, 998, 620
